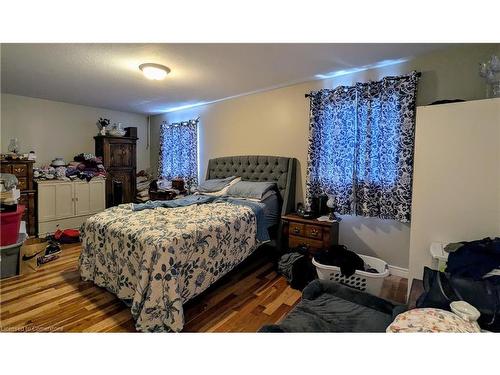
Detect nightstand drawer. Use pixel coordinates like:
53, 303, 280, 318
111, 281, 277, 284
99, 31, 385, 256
289, 222, 305, 236
305, 225, 323, 240
17, 177, 28, 191
1, 164, 12, 174
12, 163, 28, 177
289, 235, 324, 250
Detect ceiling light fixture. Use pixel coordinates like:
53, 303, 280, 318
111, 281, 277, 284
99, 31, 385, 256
139, 63, 171, 80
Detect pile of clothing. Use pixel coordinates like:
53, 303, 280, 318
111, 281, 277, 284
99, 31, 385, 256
0, 173, 20, 212
136, 169, 153, 202
34, 153, 106, 182
446, 237, 500, 281
314, 245, 378, 277
67, 153, 106, 181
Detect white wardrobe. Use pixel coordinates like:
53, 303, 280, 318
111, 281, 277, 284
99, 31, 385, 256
37, 178, 106, 236
408, 98, 500, 286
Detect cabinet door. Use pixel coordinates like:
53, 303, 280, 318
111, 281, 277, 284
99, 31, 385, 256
38, 184, 57, 221
109, 143, 133, 167
74, 182, 91, 216
89, 180, 106, 213
55, 183, 74, 219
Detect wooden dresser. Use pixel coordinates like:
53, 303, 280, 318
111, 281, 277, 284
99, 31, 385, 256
94, 135, 137, 207
281, 214, 339, 254
1, 160, 36, 236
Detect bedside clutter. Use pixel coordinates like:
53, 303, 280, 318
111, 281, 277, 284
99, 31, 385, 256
148, 178, 187, 201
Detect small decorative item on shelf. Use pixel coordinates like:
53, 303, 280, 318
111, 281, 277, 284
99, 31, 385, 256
96, 117, 110, 135
296, 202, 305, 216
50, 157, 66, 167
108, 122, 126, 137
479, 55, 500, 98
8, 138, 20, 154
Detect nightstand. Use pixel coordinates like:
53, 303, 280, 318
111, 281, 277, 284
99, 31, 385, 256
281, 214, 339, 254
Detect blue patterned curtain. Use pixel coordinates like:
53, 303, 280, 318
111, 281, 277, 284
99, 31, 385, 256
306, 71, 419, 222
158, 118, 199, 186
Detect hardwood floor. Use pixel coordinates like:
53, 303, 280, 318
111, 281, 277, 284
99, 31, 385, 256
0, 242, 407, 332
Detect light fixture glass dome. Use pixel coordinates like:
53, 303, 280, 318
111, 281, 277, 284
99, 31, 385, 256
139, 63, 170, 80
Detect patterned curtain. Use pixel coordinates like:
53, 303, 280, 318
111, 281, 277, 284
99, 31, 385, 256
306, 71, 419, 222
306, 86, 357, 215
158, 118, 199, 186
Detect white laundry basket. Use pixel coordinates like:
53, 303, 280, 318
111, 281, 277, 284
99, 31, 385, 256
312, 254, 389, 297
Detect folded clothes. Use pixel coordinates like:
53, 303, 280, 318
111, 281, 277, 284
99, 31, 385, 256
74, 153, 99, 162
137, 181, 151, 190
135, 169, 154, 202
137, 190, 149, 197
35, 153, 107, 182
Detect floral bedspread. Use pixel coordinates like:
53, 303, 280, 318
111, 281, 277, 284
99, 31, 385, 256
79, 201, 259, 332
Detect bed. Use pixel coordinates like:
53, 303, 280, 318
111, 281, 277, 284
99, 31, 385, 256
79, 155, 296, 332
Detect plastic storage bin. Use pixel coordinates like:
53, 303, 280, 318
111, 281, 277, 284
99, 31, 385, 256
0, 204, 25, 246
312, 254, 389, 296
1, 221, 27, 279
430, 242, 448, 272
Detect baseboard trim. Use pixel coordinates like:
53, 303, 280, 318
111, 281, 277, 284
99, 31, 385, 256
388, 265, 409, 278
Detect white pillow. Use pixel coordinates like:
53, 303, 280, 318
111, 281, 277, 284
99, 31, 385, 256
201, 177, 241, 197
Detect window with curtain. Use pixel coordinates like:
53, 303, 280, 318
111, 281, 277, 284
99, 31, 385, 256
306, 71, 419, 222
158, 118, 199, 187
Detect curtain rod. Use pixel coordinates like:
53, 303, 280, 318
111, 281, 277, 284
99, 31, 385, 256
304, 71, 422, 98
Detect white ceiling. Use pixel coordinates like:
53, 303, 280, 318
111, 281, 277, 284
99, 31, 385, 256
1, 44, 447, 115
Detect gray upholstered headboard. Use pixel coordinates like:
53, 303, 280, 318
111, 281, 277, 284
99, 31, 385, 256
206, 155, 297, 216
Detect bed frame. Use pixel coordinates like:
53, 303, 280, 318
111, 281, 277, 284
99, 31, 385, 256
206, 155, 297, 216
206, 155, 297, 250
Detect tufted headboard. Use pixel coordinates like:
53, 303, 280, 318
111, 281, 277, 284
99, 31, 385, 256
206, 155, 297, 216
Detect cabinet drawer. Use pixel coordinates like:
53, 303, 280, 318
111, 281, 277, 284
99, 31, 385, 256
1, 164, 12, 174
289, 235, 323, 251
12, 164, 28, 177
289, 222, 305, 236
17, 177, 28, 191
305, 225, 323, 240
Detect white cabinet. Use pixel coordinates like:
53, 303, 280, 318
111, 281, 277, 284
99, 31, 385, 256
37, 179, 106, 236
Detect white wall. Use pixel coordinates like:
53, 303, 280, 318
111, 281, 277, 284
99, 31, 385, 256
1, 94, 150, 170
408, 98, 500, 284
149, 45, 498, 269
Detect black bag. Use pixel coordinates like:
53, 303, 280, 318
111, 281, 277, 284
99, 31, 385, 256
278, 246, 316, 290
416, 267, 500, 331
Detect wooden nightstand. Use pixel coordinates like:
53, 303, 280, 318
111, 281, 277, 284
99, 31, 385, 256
281, 214, 339, 254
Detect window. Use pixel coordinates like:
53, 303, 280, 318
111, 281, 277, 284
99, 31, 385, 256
306, 72, 419, 222
158, 118, 199, 187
